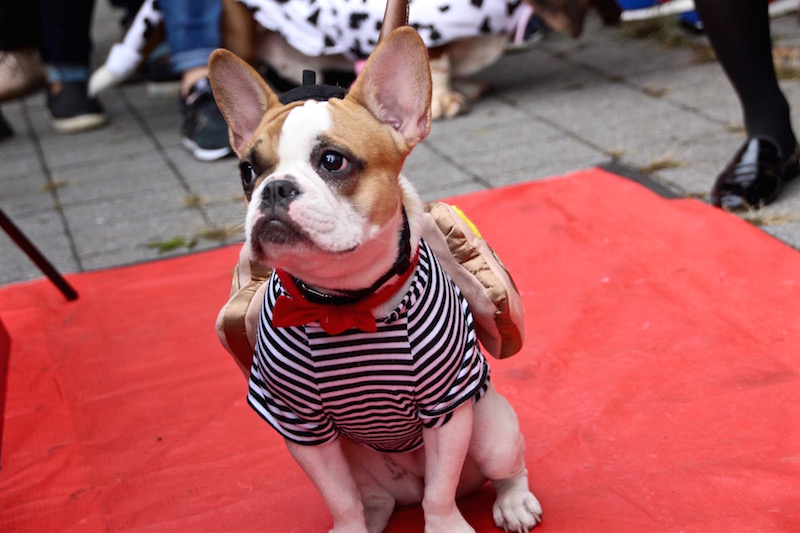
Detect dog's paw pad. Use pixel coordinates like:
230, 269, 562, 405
492, 489, 542, 533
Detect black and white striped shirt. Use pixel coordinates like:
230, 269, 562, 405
247, 239, 490, 453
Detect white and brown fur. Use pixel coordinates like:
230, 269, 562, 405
209, 27, 542, 533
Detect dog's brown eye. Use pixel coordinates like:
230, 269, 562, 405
320, 151, 349, 173
238, 162, 258, 200
239, 162, 257, 186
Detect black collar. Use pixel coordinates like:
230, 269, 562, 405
292, 208, 413, 305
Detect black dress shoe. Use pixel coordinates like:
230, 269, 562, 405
710, 136, 800, 211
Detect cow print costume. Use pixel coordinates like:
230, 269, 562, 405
238, 0, 526, 59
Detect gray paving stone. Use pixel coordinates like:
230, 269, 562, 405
62, 197, 210, 269
0, 187, 55, 221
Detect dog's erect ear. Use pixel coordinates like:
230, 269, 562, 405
208, 49, 281, 157
347, 27, 432, 148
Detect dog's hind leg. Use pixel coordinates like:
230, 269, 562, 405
428, 50, 468, 120
428, 35, 506, 119
468, 384, 542, 532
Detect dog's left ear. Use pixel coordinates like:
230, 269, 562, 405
208, 49, 281, 157
347, 27, 432, 148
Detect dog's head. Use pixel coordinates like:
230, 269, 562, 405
209, 27, 431, 290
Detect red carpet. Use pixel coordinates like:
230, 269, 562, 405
2, 168, 799, 532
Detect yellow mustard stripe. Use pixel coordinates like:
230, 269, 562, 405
451, 205, 482, 239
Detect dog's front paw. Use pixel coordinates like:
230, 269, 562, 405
492, 477, 543, 532
431, 89, 469, 120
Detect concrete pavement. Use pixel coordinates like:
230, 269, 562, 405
3, 2, 800, 287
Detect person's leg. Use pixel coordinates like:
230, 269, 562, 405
694, 0, 799, 209
159, 0, 221, 93
159, 0, 230, 161
695, 0, 795, 152
38, 0, 95, 68
37, 0, 107, 133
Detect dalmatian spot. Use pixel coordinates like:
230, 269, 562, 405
143, 17, 158, 40
506, 0, 521, 16
307, 7, 320, 25
350, 12, 369, 29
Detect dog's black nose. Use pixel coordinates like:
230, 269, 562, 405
261, 179, 300, 208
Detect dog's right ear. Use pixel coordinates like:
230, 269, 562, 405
208, 49, 281, 157
347, 27, 432, 149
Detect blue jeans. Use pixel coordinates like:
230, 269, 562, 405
159, 0, 221, 74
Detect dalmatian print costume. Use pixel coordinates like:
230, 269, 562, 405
89, 0, 528, 98
238, 0, 526, 59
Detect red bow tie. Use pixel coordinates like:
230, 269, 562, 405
272, 251, 419, 335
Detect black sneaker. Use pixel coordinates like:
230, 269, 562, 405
180, 77, 231, 161
46, 81, 107, 133
0, 108, 13, 141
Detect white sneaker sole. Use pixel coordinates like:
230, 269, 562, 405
47, 111, 107, 134
146, 80, 182, 98
620, 0, 795, 23
181, 137, 232, 162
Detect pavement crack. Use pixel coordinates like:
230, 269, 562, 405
21, 99, 84, 273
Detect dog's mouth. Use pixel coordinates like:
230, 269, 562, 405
250, 213, 308, 254
249, 205, 365, 265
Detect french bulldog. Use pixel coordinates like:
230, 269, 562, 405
208, 27, 542, 533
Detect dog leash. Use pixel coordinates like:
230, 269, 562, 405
379, 0, 410, 41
